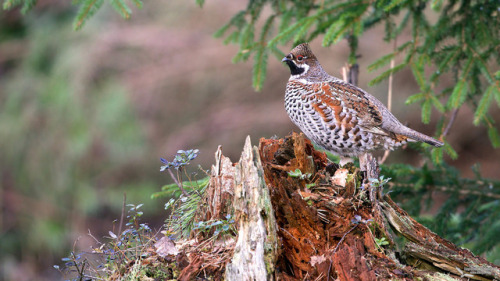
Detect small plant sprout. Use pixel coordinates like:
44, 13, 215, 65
369, 175, 391, 188
160, 149, 200, 196
374, 237, 390, 247
54, 202, 154, 280
305, 183, 316, 189
288, 168, 312, 180
193, 214, 236, 240
351, 214, 373, 225
349, 214, 388, 252
160, 149, 200, 171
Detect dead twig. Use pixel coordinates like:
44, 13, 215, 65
380, 36, 398, 164
167, 168, 189, 197
118, 193, 126, 239
442, 108, 459, 138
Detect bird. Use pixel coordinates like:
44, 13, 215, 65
282, 43, 443, 166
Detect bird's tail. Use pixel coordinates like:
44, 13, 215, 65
401, 127, 443, 147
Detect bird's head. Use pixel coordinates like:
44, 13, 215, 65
282, 43, 317, 78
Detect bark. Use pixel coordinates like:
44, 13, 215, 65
225, 137, 278, 281
153, 133, 500, 281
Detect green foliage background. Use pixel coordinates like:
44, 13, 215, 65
1, 0, 499, 279
0, 4, 163, 280
203, 0, 500, 263
211, 0, 500, 151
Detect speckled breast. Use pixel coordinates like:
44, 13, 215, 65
284, 80, 402, 157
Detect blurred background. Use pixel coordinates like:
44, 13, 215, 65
0, 1, 499, 280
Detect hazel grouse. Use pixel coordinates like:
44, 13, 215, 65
282, 43, 443, 164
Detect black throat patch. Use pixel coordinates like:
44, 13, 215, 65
285, 61, 305, 76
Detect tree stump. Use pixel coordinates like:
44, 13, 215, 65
155, 133, 500, 281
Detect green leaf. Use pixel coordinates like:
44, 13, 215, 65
322, 19, 348, 46
446, 80, 468, 109
223, 31, 239, 45
110, 0, 132, 19
421, 98, 432, 124
259, 15, 275, 42
21, 0, 36, 14
269, 17, 313, 46
278, 10, 293, 33
288, 169, 303, 178
73, 0, 104, 30
411, 59, 426, 89
213, 23, 231, 38
131, 0, 142, 8
2, 0, 22, 10
433, 48, 459, 82
214, 11, 245, 39
368, 53, 395, 72
488, 126, 500, 148
384, 0, 406, 12
405, 92, 425, 105
495, 71, 500, 80
475, 57, 493, 84
368, 62, 406, 86
493, 83, 500, 107
431, 147, 443, 165
443, 142, 457, 160
431, 0, 443, 11
232, 48, 250, 63
395, 12, 411, 36
293, 17, 316, 43
195, 0, 204, 7
430, 95, 445, 113
269, 45, 285, 61
459, 57, 474, 80
152, 177, 209, 199
238, 23, 254, 48
352, 20, 363, 37
252, 46, 268, 91
473, 85, 494, 125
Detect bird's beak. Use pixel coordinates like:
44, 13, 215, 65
282, 57, 290, 62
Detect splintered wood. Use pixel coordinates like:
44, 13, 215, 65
225, 137, 277, 281
148, 133, 499, 281
260, 133, 405, 281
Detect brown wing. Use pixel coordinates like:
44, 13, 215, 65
308, 81, 385, 133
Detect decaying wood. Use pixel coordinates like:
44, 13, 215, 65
382, 196, 500, 281
225, 136, 278, 281
194, 145, 235, 224
147, 133, 499, 281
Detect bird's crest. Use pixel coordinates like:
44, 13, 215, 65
289, 43, 316, 60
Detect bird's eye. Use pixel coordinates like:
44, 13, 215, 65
297, 55, 304, 61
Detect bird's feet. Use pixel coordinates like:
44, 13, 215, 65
339, 156, 354, 166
